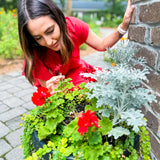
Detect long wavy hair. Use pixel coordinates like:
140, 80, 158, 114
18, 0, 73, 85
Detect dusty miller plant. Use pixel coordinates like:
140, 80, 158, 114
82, 43, 156, 139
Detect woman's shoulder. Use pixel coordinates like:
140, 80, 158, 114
65, 16, 89, 45
65, 16, 81, 24
65, 16, 88, 29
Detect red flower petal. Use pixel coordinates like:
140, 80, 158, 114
77, 110, 100, 136
31, 87, 51, 106
77, 126, 88, 136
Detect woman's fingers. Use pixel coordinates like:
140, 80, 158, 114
127, 0, 135, 16
46, 75, 65, 94
47, 83, 61, 95
127, 0, 131, 8
47, 83, 56, 92
46, 75, 65, 85
122, 0, 135, 26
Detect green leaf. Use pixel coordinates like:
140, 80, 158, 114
99, 117, 112, 135
90, 97, 98, 108
46, 109, 62, 119
38, 126, 51, 140
72, 129, 83, 142
63, 146, 75, 157
36, 145, 52, 158
88, 130, 102, 145
56, 99, 65, 106
63, 118, 83, 142
83, 144, 103, 160
65, 93, 74, 101
63, 119, 77, 136
85, 104, 99, 112
79, 82, 86, 89
50, 135, 62, 146
46, 118, 58, 132
72, 90, 79, 97
38, 114, 64, 140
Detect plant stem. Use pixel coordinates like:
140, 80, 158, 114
112, 84, 127, 126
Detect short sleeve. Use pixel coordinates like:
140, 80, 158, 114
66, 17, 89, 46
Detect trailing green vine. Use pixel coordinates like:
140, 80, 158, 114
139, 126, 151, 160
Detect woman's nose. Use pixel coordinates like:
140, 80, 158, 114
46, 38, 53, 46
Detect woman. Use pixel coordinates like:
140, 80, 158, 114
18, 0, 134, 94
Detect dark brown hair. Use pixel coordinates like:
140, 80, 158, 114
18, 0, 73, 85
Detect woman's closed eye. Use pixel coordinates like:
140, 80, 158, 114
35, 36, 42, 41
47, 29, 54, 34
34, 30, 54, 41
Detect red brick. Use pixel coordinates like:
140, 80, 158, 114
128, 26, 146, 43
148, 130, 160, 159
139, 2, 160, 23
146, 70, 160, 93
145, 111, 160, 133
132, 0, 143, 3
130, 8, 136, 24
134, 46, 157, 69
152, 95, 160, 115
151, 27, 160, 46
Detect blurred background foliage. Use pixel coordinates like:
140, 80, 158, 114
0, 0, 126, 59
0, 0, 18, 12
0, 8, 22, 59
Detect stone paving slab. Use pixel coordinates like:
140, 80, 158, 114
5, 127, 24, 148
0, 71, 33, 159
0, 104, 10, 114
0, 107, 27, 122
2, 97, 25, 108
6, 116, 24, 131
0, 122, 10, 138
0, 92, 12, 101
0, 84, 14, 92
5, 147, 23, 160
0, 139, 12, 157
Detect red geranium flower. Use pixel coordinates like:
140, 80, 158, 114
77, 110, 100, 136
32, 87, 51, 106
81, 66, 103, 82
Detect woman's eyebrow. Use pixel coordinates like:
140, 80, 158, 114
33, 35, 40, 38
44, 25, 54, 34
32, 25, 54, 38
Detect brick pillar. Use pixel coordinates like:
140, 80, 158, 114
128, 0, 160, 159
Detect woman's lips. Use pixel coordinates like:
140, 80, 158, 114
48, 41, 60, 51
52, 41, 59, 48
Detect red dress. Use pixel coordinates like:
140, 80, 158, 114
23, 17, 96, 87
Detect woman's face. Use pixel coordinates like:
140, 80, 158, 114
27, 15, 61, 51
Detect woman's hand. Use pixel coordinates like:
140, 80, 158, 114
121, 0, 135, 31
46, 74, 65, 95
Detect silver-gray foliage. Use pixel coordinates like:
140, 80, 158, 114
82, 43, 157, 139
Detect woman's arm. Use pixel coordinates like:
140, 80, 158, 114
86, 29, 120, 51
86, 0, 135, 51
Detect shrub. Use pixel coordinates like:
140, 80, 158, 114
0, 8, 22, 59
